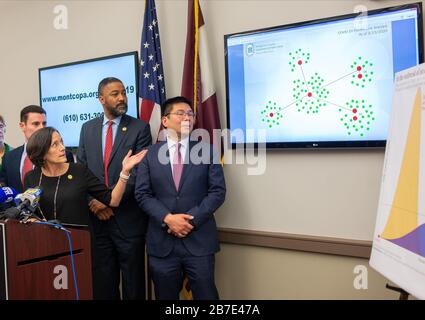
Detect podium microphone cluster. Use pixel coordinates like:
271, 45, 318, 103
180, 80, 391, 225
0, 187, 42, 220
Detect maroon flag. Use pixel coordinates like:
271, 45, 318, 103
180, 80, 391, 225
181, 0, 222, 153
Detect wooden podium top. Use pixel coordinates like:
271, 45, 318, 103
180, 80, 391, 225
1, 220, 90, 264
0, 220, 92, 300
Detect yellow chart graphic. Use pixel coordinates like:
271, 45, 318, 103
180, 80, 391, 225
381, 88, 421, 240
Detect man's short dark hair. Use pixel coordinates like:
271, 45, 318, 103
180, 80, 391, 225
98, 77, 123, 96
161, 96, 193, 117
20, 105, 46, 123
26, 127, 58, 168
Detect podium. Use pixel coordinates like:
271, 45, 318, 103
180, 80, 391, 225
0, 220, 92, 300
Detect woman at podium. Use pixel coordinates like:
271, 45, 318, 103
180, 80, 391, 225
22, 127, 146, 225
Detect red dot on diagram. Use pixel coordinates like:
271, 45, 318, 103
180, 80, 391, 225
358, 74, 362, 79
270, 113, 274, 117
352, 109, 357, 113
298, 60, 302, 65
357, 66, 362, 71
353, 116, 358, 121
308, 92, 312, 97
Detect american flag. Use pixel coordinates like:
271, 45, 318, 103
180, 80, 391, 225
139, 0, 166, 143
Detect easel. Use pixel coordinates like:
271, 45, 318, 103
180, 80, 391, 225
386, 284, 410, 300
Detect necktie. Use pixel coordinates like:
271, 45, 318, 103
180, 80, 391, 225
173, 143, 183, 191
22, 154, 33, 187
104, 121, 113, 186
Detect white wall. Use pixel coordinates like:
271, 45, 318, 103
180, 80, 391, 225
1, 0, 420, 299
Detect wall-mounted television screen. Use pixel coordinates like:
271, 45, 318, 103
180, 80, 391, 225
224, 3, 423, 148
39, 51, 139, 147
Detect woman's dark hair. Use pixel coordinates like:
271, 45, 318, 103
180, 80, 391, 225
26, 127, 58, 167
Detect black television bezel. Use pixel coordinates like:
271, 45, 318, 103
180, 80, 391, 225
224, 3, 424, 149
38, 51, 139, 147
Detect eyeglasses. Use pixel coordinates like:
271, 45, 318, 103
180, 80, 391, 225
166, 110, 196, 118
0, 123, 5, 130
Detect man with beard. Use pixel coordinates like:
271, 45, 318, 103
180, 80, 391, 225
77, 77, 151, 300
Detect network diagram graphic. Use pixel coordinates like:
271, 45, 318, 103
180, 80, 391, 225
260, 48, 376, 137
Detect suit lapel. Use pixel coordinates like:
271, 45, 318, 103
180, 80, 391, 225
109, 115, 130, 165
160, 142, 175, 191
93, 117, 103, 166
15, 145, 24, 184
177, 141, 196, 192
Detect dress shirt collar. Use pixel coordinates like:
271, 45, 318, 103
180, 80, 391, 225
102, 115, 122, 127
167, 135, 189, 151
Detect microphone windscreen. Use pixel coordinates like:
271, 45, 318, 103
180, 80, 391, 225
15, 187, 43, 209
0, 187, 18, 204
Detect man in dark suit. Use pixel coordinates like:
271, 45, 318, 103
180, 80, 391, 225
77, 77, 151, 300
135, 96, 226, 300
0, 105, 73, 192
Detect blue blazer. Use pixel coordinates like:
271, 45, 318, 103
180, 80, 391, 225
0, 145, 74, 193
77, 114, 151, 237
135, 141, 226, 257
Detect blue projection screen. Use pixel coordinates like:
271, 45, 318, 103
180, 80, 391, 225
225, 4, 423, 148
39, 52, 138, 147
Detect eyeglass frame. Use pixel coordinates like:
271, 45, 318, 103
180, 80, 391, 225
165, 111, 196, 118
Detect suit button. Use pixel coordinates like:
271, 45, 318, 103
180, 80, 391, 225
176, 196, 180, 200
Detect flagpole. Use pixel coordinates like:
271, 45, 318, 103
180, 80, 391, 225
193, 0, 199, 113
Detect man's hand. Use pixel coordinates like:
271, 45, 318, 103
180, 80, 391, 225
89, 199, 114, 220
164, 213, 194, 238
89, 199, 107, 213
95, 207, 114, 220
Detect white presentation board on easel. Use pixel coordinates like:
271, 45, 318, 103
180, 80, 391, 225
370, 63, 425, 300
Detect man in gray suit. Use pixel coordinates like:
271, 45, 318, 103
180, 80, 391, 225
77, 77, 151, 300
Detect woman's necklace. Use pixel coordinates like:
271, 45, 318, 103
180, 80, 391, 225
38, 171, 61, 220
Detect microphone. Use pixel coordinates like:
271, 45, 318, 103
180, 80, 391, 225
0, 187, 18, 204
0, 207, 20, 220
0, 187, 42, 221
14, 187, 43, 213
